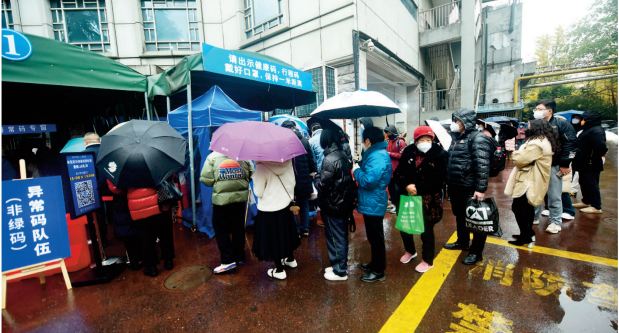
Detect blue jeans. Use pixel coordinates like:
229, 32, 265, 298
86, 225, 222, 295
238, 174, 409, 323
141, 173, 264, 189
297, 199, 310, 233
323, 214, 349, 276
535, 165, 563, 225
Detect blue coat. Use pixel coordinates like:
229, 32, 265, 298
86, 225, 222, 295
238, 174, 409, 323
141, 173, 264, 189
354, 141, 391, 216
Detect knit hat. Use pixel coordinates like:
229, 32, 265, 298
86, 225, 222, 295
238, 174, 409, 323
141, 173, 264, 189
413, 126, 435, 141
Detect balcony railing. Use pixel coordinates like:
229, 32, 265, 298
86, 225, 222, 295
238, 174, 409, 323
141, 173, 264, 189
421, 88, 461, 112
419, 1, 461, 32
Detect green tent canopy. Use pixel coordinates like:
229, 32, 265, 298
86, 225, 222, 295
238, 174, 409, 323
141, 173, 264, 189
2, 33, 147, 92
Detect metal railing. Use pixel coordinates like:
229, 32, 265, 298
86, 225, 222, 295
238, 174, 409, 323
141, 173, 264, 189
421, 88, 461, 112
419, 1, 461, 32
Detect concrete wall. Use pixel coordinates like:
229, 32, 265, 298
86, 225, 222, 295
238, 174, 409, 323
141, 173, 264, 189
356, 0, 421, 69
483, 2, 523, 104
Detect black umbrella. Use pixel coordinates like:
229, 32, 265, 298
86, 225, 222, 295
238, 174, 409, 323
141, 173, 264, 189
96, 120, 187, 188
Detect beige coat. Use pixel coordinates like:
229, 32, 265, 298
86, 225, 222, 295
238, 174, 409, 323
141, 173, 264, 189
504, 138, 553, 206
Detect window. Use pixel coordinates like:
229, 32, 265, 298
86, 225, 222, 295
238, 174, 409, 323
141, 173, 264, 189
2, 0, 14, 29
141, 0, 200, 51
294, 66, 336, 117
244, 0, 284, 38
51, 0, 110, 52
402, 0, 417, 20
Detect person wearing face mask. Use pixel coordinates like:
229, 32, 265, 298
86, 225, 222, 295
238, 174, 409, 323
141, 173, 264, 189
531, 100, 577, 234
443, 109, 495, 265
572, 111, 608, 214
384, 125, 407, 214
353, 126, 392, 282
394, 126, 448, 272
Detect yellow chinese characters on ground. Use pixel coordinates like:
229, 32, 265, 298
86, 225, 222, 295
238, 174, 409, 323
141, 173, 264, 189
447, 303, 514, 333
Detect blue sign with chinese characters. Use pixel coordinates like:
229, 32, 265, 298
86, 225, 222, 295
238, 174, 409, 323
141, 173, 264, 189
202, 43, 313, 92
65, 153, 100, 217
2, 176, 70, 272
2, 124, 57, 135
2, 29, 32, 61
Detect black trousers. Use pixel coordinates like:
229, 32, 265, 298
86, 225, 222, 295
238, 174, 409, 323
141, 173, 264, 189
400, 217, 436, 265
512, 194, 535, 240
449, 185, 487, 255
135, 212, 175, 268
579, 170, 602, 209
212, 202, 247, 264
388, 179, 400, 211
363, 214, 386, 273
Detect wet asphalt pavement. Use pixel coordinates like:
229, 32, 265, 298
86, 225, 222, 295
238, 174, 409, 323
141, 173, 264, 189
3, 150, 617, 333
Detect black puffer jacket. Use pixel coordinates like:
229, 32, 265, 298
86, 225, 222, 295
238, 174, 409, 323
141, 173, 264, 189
446, 109, 495, 192
314, 144, 356, 217
573, 112, 608, 172
548, 115, 577, 167
292, 132, 316, 200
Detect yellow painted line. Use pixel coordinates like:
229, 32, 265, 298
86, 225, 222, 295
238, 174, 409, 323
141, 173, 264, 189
485, 237, 618, 268
380, 232, 460, 333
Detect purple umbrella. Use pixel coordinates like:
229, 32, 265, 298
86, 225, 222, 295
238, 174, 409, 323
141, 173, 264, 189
210, 121, 306, 162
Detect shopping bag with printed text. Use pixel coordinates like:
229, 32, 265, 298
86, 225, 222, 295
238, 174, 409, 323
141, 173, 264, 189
395, 195, 425, 235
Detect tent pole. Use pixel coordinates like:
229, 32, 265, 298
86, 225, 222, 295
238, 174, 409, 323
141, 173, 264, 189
144, 92, 151, 120
186, 84, 197, 229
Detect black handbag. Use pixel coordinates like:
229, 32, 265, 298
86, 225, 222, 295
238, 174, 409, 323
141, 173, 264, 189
464, 197, 499, 234
157, 179, 182, 204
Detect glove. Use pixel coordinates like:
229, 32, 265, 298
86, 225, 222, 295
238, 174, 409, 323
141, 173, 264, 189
352, 163, 360, 173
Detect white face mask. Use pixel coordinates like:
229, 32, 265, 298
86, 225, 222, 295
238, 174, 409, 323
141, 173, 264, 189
416, 142, 432, 153
450, 122, 461, 133
533, 110, 546, 120
572, 118, 580, 124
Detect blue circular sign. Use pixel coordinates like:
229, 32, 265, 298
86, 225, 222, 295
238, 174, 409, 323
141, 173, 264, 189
2, 29, 32, 61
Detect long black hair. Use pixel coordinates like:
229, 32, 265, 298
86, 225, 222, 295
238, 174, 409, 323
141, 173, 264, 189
525, 119, 560, 154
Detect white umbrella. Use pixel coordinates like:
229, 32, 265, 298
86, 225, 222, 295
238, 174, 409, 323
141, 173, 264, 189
310, 90, 401, 119
425, 119, 452, 151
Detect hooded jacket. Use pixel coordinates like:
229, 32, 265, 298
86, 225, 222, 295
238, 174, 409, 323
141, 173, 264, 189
504, 138, 553, 206
446, 109, 495, 192
353, 141, 392, 216
200, 152, 253, 206
314, 143, 356, 217
573, 112, 608, 172
548, 115, 577, 167
291, 131, 316, 200
252, 160, 296, 212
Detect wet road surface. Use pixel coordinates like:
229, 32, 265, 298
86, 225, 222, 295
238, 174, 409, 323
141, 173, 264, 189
3, 155, 617, 332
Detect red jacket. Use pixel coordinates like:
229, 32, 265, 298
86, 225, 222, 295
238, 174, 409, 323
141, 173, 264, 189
386, 138, 407, 171
127, 187, 160, 221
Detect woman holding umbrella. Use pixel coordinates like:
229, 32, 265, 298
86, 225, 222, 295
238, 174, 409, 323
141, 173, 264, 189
251, 160, 300, 280
208, 121, 308, 281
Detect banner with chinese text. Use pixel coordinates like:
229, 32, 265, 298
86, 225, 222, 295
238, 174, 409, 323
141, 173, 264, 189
2, 176, 70, 271
202, 43, 313, 92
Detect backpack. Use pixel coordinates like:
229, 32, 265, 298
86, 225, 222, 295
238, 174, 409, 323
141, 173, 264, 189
468, 131, 505, 178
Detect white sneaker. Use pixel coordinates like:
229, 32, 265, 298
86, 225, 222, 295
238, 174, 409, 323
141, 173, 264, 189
267, 268, 287, 280
213, 262, 237, 274
324, 270, 348, 281
580, 207, 603, 214
561, 213, 575, 220
541, 210, 550, 216
533, 219, 540, 225
325, 266, 333, 273
545, 223, 561, 234
281, 258, 298, 268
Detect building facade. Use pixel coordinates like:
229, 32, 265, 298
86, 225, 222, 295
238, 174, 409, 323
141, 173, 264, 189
3, 0, 530, 138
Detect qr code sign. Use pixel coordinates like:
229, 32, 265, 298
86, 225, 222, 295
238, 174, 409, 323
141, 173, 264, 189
75, 180, 95, 208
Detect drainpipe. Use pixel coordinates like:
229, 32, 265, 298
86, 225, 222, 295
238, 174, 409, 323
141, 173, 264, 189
482, 7, 488, 105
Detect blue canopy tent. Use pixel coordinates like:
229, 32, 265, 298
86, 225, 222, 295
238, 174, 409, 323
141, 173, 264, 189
168, 85, 262, 236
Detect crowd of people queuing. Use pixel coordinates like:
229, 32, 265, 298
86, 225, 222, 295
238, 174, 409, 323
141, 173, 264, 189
34, 98, 605, 281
